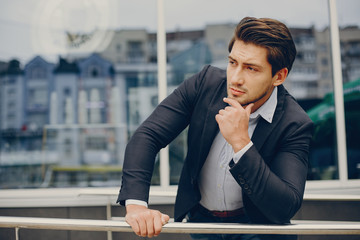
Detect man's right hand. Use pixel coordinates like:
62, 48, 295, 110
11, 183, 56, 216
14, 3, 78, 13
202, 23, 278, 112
125, 204, 170, 238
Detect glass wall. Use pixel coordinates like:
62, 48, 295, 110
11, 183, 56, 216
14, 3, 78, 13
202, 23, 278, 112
337, 0, 360, 179
163, 0, 335, 183
0, 0, 359, 190
0, 0, 159, 188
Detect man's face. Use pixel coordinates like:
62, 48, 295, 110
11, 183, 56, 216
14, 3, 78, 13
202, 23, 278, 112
226, 40, 280, 112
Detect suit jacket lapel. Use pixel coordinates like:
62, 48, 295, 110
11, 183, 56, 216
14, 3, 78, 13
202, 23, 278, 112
252, 85, 286, 151
193, 79, 227, 177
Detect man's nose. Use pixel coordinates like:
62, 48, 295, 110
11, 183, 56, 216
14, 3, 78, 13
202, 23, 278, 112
231, 68, 245, 85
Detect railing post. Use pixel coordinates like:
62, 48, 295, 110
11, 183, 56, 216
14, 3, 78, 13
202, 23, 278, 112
328, 0, 348, 183
106, 197, 112, 240
15, 227, 19, 240
157, 0, 170, 188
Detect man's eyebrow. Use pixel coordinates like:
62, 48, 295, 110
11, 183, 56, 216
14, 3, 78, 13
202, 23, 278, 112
229, 55, 262, 68
228, 55, 262, 68
244, 62, 262, 69
228, 55, 236, 61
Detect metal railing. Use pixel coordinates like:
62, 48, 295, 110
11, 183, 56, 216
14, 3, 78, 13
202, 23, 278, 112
2, 187, 360, 240
1, 216, 360, 240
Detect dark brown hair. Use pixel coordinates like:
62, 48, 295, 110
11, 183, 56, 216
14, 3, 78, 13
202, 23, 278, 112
228, 17, 296, 76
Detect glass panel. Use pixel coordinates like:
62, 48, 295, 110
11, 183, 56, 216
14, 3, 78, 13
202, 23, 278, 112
1, 0, 358, 189
337, 0, 360, 179
163, 0, 339, 182
0, 0, 157, 189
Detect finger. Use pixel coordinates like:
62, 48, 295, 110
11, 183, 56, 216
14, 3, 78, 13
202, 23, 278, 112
224, 106, 233, 112
161, 214, 170, 225
245, 103, 254, 115
218, 109, 226, 115
126, 217, 141, 236
215, 113, 223, 124
137, 215, 148, 237
223, 97, 242, 108
145, 216, 155, 238
153, 215, 163, 237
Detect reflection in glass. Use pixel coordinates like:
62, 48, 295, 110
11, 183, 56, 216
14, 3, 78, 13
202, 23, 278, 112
163, 0, 355, 182
0, 0, 158, 189
1, 0, 360, 189
338, 0, 360, 179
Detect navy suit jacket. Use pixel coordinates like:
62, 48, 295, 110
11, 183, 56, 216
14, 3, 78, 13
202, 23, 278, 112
118, 65, 313, 226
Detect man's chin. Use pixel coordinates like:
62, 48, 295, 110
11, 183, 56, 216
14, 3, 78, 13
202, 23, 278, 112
227, 96, 250, 107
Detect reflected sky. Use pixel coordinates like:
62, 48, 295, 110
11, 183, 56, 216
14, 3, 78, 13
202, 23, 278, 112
0, 0, 359, 62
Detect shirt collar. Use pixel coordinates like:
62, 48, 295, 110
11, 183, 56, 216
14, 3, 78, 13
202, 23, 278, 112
249, 87, 278, 123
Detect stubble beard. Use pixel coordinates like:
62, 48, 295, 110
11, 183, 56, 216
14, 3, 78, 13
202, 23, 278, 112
228, 87, 271, 111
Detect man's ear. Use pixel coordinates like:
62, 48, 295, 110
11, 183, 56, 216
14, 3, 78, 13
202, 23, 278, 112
273, 68, 288, 86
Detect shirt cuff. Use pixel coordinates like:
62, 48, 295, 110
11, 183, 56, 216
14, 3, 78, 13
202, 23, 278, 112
232, 141, 253, 164
125, 199, 148, 208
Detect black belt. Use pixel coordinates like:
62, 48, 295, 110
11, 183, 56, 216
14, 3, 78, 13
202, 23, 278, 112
197, 204, 245, 218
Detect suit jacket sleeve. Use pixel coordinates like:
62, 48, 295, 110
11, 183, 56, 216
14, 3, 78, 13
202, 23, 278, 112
117, 65, 212, 205
229, 92, 314, 224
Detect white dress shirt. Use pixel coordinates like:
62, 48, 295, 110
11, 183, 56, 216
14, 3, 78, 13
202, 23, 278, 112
126, 87, 278, 209
198, 87, 278, 211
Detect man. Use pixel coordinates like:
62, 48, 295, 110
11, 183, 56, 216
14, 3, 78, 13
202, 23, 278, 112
117, 17, 314, 240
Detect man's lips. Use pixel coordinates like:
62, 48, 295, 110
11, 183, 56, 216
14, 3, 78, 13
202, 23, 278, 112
230, 87, 245, 96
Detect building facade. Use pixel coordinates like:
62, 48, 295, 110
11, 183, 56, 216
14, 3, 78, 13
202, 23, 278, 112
1, 23, 360, 188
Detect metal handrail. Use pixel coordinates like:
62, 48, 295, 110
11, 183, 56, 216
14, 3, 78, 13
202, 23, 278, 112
1, 216, 360, 240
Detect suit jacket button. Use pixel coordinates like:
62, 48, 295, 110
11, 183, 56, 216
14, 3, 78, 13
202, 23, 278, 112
239, 178, 245, 184
247, 189, 252, 195
243, 184, 249, 190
